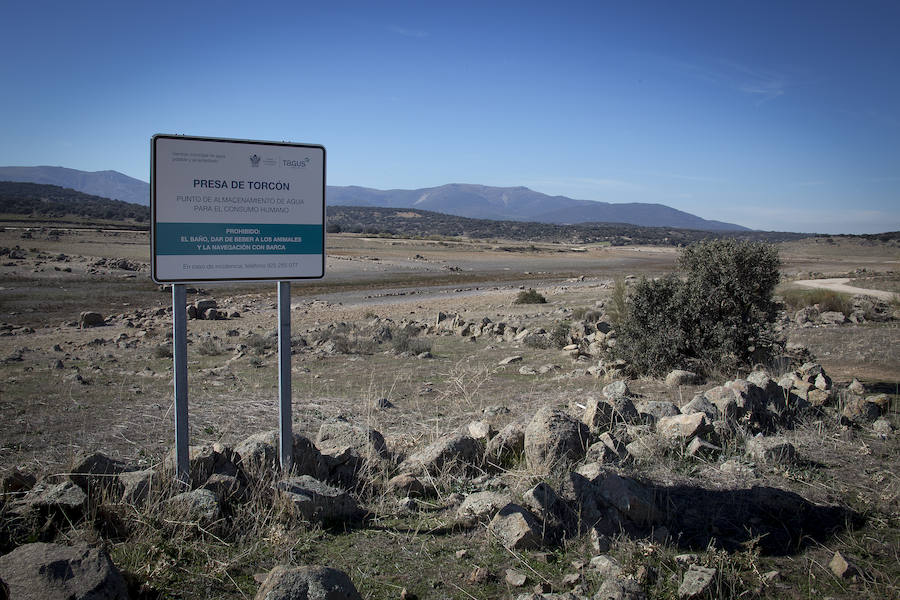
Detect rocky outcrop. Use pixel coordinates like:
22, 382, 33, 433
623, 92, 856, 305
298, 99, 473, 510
253, 565, 362, 600
0, 543, 129, 600
525, 406, 589, 473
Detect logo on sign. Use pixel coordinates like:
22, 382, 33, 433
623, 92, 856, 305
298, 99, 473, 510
249, 154, 261, 167
282, 157, 310, 168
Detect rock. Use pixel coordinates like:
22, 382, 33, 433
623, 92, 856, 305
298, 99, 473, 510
656, 413, 708, 441
681, 395, 720, 421
118, 468, 156, 504
468, 566, 491, 584
0, 543, 129, 600
522, 482, 569, 530
686, 437, 722, 459
595, 577, 647, 600
819, 311, 847, 325
828, 551, 858, 579
873, 418, 893, 436
499, 356, 523, 365
585, 441, 620, 464
457, 491, 514, 523
167, 488, 221, 523
590, 526, 612, 552
678, 565, 716, 598
525, 406, 589, 473
79, 311, 105, 328
745, 437, 796, 465
234, 431, 324, 480
866, 393, 891, 412
24, 480, 86, 515
841, 398, 882, 423
625, 434, 665, 461
467, 420, 496, 441
316, 420, 388, 485
635, 400, 681, 423
589, 467, 659, 525
387, 473, 428, 497
70, 452, 131, 496
488, 503, 545, 550
666, 369, 699, 387
275, 476, 362, 523
484, 421, 526, 466
719, 459, 756, 478
0, 468, 36, 495
506, 569, 527, 587
316, 419, 388, 460
589, 555, 623, 578
603, 380, 630, 399
253, 564, 362, 600
584, 395, 639, 430
848, 379, 866, 395
400, 433, 481, 475
164, 443, 240, 488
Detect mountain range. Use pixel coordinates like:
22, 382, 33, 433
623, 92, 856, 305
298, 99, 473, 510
0, 166, 748, 231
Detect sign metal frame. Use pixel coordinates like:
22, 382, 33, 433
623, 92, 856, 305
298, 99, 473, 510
151, 134, 324, 481
151, 134, 326, 284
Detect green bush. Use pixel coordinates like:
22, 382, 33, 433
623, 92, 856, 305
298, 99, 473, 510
514, 289, 547, 304
615, 240, 781, 376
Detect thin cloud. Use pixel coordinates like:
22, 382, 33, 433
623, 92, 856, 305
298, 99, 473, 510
389, 26, 428, 39
663, 57, 789, 104
640, 171, 726, 183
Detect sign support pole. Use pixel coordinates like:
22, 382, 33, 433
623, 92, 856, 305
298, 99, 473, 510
277, 281, 293, 472
172, 284, 190, 484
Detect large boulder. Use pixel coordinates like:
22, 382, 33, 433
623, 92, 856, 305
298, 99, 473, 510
70, 452, 131, 497
399, 433, 481, 475
0, 543, 129, 600
234, 431, 324, 480
656, 413, 709, 441
21, 481, 86, 517
164, 443, 239, 488
316, 419, 389, 485
457, 491, 514, 524
484, 421, 526, 467
275, 476, 362, 523
577, 464, 660, 525
166, 488, 221, 524
583, 395, 639, 430
253, 565, 362, 600
525, 406, 589, 473
78, 312, 105, 328
488, 503, 545, 550
665, 369, 699, 387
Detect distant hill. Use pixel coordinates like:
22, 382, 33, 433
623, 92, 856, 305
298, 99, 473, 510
0, 181, 149, 224
326, 206, 806, 246
0, 166, 149, 206
327, 183, 749, 231
1, 167, 748, 231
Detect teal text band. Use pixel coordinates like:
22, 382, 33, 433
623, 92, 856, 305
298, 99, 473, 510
156, 223, 323, 255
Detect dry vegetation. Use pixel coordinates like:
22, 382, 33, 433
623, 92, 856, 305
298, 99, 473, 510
0, 225, 898, 599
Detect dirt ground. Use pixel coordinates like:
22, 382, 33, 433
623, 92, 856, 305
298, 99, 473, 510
1, 226, 898, 599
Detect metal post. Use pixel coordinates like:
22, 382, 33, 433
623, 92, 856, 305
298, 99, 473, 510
172, 284, 189, 484
277, 281, 293, 471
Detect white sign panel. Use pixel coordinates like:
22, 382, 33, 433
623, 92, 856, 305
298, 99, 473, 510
151, 135, 325, 283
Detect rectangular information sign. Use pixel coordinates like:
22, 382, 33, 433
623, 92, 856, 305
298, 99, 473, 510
151, 135, 325, 283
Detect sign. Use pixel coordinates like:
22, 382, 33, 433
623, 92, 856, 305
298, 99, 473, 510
151, 135, 325, 283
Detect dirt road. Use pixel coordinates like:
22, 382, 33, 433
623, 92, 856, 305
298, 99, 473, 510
791, 277, 898, 301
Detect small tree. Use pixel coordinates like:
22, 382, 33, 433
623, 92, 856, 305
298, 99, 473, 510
614, 239, 781, 376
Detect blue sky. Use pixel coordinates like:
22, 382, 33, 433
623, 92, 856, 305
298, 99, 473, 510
1, 1, 897, 233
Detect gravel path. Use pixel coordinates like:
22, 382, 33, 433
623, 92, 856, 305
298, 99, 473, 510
791, 277, 898, 301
